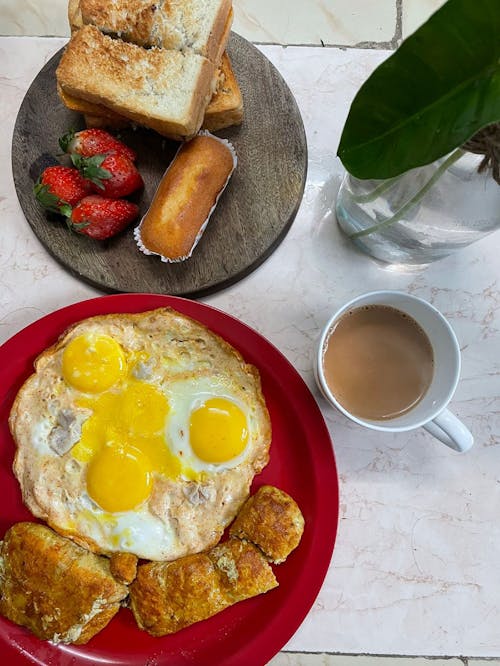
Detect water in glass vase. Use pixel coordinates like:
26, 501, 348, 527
335, 150, 500, 266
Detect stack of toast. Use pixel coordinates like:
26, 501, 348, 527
56, 0, 243, 140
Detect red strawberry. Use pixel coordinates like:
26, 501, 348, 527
34, 165, 94, 212
67, 195, 139, 240
59, 128, 136, 162
71, 152, 144, 199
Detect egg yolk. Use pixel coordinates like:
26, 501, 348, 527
73, 379, 183, 509
189, 397, 248, 463
86, 443, 152, 512
62, 334, 126, 393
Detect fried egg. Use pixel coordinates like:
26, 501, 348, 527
9, 309, 271, 561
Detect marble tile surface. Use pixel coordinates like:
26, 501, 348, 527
269, 660, 500, 666
1, 37, 499, 664
0, 0, 442, 46
269, 657, 466, 666
232, 0, 397, 46
402, 0, 447, 38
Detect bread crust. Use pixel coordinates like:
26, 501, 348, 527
202, 52, 243, 131
56, 25, 216, 140
0, 522, 128, 644
68, 0, 83, 32
135, 133, 236, 261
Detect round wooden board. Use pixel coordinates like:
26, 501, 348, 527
11, 33, 307, 298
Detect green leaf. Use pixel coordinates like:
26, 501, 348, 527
337, 0, 500, 179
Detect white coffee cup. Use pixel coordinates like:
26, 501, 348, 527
314, 290, 473, 453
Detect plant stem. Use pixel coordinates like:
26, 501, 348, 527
350, 175, 401, 204
348, 148, 465, 239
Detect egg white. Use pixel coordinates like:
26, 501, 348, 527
10, 309, 272, 561
165, 376, 256, 475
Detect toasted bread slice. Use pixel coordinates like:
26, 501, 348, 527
0, 522, 128, 645
59, 51, 243, 133
71, 0, 232, 64
202, 51, 243, 131
68, 0, 82, 32
58, 82, 126, 121
56, 25, 217, 140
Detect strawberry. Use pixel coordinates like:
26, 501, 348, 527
67, 195, 139, 240
34, 165, 94, 212
71, 152, 144, 199
59, 128, 136, 162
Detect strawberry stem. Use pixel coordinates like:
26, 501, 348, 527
59, 129, 76, 154
34, 181, 64, 214
70, 153, 111, 187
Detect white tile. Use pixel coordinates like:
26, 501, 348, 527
0, 0, 69, 36
233, 0, 397, 45
3, 33, 500, 665
268, 655, 467, 665
0, 0, 398, 46
401, 0, 447, 39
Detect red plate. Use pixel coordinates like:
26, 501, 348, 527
0, 294, 339, 666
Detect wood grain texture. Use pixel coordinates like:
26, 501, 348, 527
11, 34, 307, 298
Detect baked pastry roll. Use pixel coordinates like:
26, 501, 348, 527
135, 132, 237, 262
129, 540, 277, 636
229, 485, 305, 563
0, 522, 128, 644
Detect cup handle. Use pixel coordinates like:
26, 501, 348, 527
423, 409, 474, 453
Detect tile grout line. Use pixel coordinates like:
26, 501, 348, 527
0, 34, 394, 50
393, 0, 403, 47
276, 651, 493, 663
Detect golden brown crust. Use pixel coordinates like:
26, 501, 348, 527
202, 51, 243, 131
129, 539, 277, 636
56, 26, 216, 140
58, 82, 125, 121
0, 522, 128, 644
137, 134, 236, 261
74, 606, 121, 645
208, 539, 278, 603
207, 3, 233, 65
80, 0, 159, 48
229, 486, 305, 563
68, 0, 83, 32
78, 0, 232, 63
109, 552, 139, 584
129, 554, 227, 636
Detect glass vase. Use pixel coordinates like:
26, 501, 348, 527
335, 149, 500, 266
